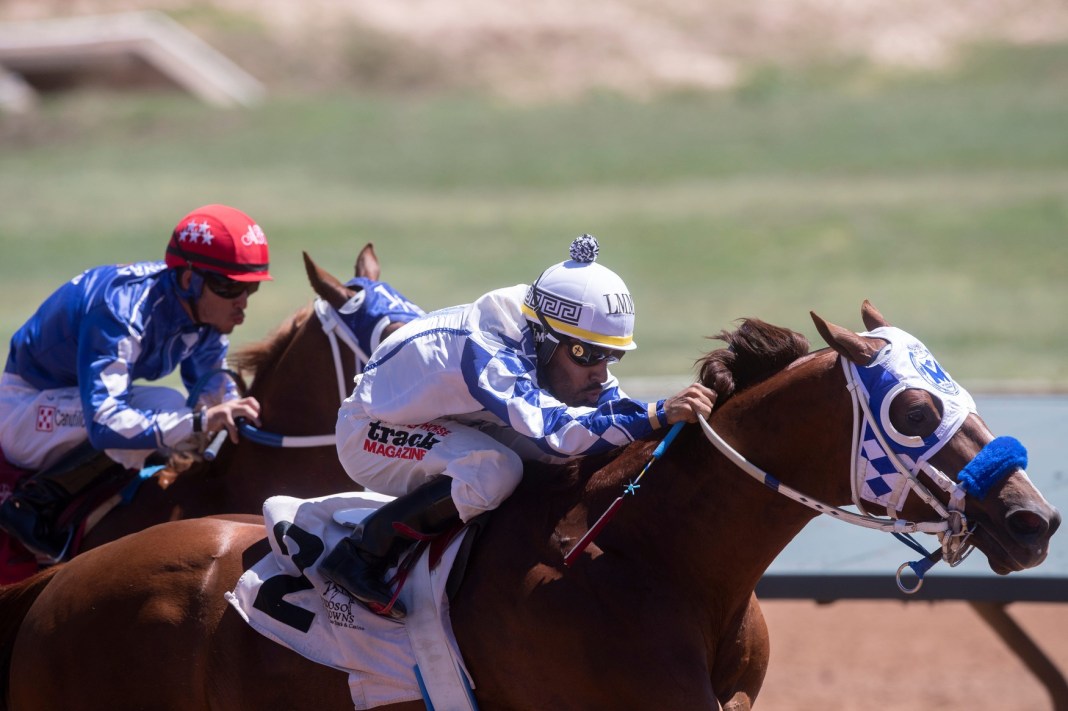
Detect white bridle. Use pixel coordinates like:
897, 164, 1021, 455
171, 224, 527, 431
696, 344, 981, 593
314, 297, 371, 407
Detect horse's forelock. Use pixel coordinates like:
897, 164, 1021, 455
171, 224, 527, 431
697, 318, 810, 401
230, 304, 314, 378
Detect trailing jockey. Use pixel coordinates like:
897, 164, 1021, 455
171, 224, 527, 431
0, 204, 270, 562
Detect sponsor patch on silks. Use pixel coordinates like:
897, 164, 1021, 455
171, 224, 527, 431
225, 493, 477, 711
362, 421, 449, 461
35, 405, 86, 432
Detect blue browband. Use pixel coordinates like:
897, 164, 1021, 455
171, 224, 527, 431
957, 436, 1028, 499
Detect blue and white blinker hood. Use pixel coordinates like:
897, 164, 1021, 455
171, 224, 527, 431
840, 323, 1030, 589
338, 276, 424, 358
852, 326, 977, 467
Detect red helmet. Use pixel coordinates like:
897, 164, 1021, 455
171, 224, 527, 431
165, 204, 272, 282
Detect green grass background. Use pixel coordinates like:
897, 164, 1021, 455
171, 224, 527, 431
2, 42, 1066, 392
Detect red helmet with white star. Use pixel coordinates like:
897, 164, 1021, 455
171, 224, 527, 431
165, 204, 272, 282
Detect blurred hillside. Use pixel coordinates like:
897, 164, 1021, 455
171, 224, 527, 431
3, 0, 1068, 98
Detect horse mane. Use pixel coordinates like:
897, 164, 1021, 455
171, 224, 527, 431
697, 318, 811, 403
520, 318, 812, 496
229, 304, 314, 379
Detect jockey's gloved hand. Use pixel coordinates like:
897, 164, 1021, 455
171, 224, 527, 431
663, 383, 716, 424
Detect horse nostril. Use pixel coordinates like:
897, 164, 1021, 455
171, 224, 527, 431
1007, 509, 1050, 542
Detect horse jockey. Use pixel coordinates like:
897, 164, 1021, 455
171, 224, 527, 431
0, 204, 270, 562
322, 234, 716, 619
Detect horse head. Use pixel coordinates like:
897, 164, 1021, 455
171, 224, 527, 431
812, 299, 1060, 576
303, 245, 421, 361
302, 243, 379, 312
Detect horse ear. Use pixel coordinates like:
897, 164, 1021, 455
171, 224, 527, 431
303, 251, 352, 309
860, 299, 890, 331
811, 311, 883, 365
355, 243, 380, 281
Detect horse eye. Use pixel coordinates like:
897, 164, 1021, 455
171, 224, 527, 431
888, 388, 944, 438
906, 407, 927, 424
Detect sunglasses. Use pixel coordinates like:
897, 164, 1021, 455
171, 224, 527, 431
196, 269, 259, 300
563, 339, 624, 367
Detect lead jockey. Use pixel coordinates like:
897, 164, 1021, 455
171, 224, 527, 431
321, 234, 716, 619
0, 204, 270, 562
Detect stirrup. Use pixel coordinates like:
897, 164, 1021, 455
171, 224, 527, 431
331, 573, 407, 621
320, 540, 408, 620
357, 587, 406, 621
0, 499, 73, 564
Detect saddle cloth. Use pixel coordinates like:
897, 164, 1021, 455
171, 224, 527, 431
225, 492, 477, 710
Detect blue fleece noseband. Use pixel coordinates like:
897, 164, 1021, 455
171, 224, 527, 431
957, 436, 1028, 499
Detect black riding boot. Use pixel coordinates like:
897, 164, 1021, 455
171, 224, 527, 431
0, 442, 122, 562
319, 476, 459, 620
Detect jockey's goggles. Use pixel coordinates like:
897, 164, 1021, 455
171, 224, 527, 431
563, 338, 624, 367
197, 269, 260, 299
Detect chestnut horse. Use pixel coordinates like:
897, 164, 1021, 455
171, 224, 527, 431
0, 245, 415, 578
0, 302, 1059, 710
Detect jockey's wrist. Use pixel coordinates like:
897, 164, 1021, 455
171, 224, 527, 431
648, 400, 668, 429
192, 408, 207, 433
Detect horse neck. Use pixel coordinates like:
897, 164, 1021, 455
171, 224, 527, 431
250, 316, 352, 437
600, 349, 854, 598
216, 316, 356, 506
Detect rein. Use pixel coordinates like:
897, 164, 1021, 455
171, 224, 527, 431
203, 298, 366, 459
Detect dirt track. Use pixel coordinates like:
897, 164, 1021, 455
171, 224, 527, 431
758, 599, 1068, 710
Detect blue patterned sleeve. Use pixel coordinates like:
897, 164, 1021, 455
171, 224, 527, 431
460, 338, 660, 458
180, 333, 238, 405
77, 308, 168, 450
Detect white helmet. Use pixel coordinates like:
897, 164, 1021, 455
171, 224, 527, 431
522, 234, 637, 351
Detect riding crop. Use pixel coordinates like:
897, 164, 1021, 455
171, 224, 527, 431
564, 421, 684, 567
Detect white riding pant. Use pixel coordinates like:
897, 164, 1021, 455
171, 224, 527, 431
336, 393, 523, 524
0, 373, 185, 471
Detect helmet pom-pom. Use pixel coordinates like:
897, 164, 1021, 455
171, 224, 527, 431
569, 234, 599, 263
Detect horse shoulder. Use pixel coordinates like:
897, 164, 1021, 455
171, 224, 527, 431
450, 453, 727, 707
710, 592, 770, 711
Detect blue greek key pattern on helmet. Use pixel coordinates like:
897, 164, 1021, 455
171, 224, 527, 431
527, 286, 582, 326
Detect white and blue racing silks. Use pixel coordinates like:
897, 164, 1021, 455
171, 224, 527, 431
356, 284, 666, 461
4, 261, 236, 451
